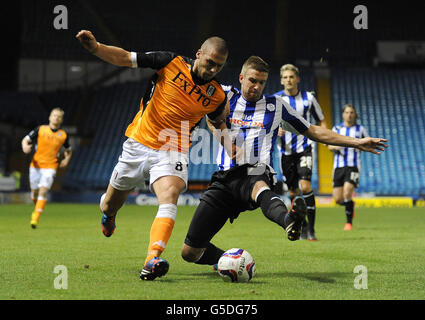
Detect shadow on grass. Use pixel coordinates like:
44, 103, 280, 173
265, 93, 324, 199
256, 272, 350, 284
171, 271, 350, 285
324, 237, 369, 241
175, 272, 218, 279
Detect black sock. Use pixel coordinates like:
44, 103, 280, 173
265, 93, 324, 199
257, 189, 288, 228
195, 243, 225, 265
304, 191, 316, 232
343, 200, 354, 223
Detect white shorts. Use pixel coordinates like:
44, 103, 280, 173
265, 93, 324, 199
109, 138, 188, 193
29, 167, 57, 190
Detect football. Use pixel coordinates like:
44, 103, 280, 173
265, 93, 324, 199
217, 248, 256, 283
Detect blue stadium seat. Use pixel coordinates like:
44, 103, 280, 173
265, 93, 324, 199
331, 68, 425, 196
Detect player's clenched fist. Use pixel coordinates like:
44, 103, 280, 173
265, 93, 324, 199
22, 143, 32, 154
76, 30, 99, 53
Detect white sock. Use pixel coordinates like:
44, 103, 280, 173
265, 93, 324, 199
156, 204, 178, 221
100, 193, 106, 213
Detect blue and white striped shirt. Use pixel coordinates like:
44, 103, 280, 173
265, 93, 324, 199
216, 86, 310, 170
275, 90, 324, 155
332, 123, 369, 169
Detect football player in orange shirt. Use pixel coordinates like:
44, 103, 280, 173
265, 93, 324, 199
21, 108, 72, 228
76, 30, 232, 280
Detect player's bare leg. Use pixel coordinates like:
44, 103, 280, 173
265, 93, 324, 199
181, 244, 206, 263
343, 182, 355, 202
140, 175, 185, 280
332, 186, 344, 205
30, 189, 39, 205
101, 184, 132, 215
100, 184, 132, 237
181, 242, 225, 272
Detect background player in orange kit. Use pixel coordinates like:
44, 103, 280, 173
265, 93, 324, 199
76, 30, 230, 280
21, 108, 72, 229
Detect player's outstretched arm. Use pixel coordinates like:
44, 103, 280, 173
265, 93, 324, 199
305, 125, 388, 155
328, 144, 344, 155
76, 30, 133, 67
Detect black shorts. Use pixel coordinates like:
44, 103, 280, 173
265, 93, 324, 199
333, 166, 360, 188
184, 163, 276, 248
281, 146, 313, 190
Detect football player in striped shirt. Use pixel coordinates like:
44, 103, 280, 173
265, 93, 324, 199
328, 104, 368, 230
76, 30, 229, 280
275, 64, 327, 241
21, 108, 72, 229
181, 57, 387, 268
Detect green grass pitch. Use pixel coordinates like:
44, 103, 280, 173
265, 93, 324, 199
1, 203, 424, 300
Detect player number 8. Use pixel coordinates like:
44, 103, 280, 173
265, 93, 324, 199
175, 162, 183, 172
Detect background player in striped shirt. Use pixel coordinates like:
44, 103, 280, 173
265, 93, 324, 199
21, 108, 72, 229
275, 64, 327, 241
329, 104, 368, 230
76, 30, 229, 280
181, 56, 387, 267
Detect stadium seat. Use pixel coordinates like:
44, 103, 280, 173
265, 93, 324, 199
331, 68, 425, 196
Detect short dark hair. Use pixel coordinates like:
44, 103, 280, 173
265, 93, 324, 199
241, 56, 269, 75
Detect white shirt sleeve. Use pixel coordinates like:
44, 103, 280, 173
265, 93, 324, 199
309, 92, 325, 122
278, 96, 310, 135
130, 52, 138, 68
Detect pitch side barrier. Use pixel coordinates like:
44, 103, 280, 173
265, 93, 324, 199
316, 196, 420, 208
1, 192, 425, 207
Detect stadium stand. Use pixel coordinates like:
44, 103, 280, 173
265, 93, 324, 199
39, 89, 81, 125
0, 92, 48, 128
0, 135, 8, 174
287, 1, 425, 67
64, 82, 141, 189
331, 67, 425, 196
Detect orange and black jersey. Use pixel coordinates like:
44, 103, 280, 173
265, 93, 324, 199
125, 51, 227, 153
27, 125, 70, 169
